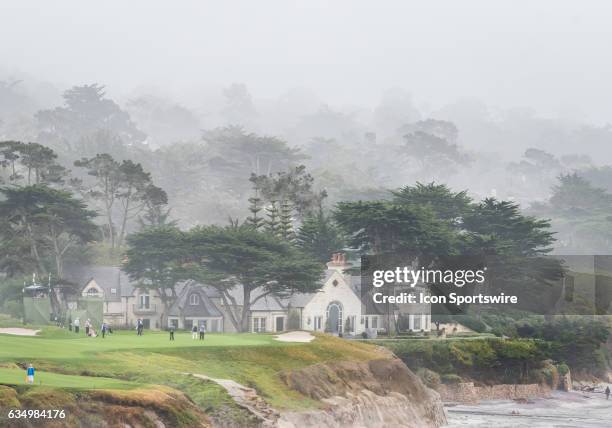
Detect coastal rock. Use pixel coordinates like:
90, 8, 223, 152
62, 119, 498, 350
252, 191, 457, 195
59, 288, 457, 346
437, 382, 551, 404
559, 371, 573, 392
279, 358, 447, 427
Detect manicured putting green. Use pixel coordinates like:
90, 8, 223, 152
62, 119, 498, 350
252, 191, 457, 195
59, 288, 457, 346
0, 367, 137, 389
0, 331, 282, 360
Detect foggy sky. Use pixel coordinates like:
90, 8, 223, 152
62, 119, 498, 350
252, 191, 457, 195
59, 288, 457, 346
2, 0, 612, 122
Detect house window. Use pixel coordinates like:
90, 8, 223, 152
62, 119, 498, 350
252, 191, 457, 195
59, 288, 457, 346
211, 319, 219, 333
110, 288, 117, 295
189, 294, 200, 305
253, 317, 266, 333
86, 288, 98, 296
184, 319, 193, 331
139, 294, 150, 309
314, 316, 323, 331
371, 316, 378, 329
414, 314, 421, 330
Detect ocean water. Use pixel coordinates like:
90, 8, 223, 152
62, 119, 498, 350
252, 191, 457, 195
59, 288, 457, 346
445, 390, 612, 427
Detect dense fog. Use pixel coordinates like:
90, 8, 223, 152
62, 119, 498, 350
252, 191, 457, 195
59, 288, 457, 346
2, 1, 612, 253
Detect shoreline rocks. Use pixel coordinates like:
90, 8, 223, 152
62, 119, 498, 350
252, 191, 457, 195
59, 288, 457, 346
437, 382, 551, 404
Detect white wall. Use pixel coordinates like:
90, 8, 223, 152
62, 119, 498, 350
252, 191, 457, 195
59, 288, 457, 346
301, 270, 364, 335
250, 311, 287, 333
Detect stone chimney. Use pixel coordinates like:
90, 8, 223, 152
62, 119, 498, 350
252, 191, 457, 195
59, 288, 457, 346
327, 252, 350, 271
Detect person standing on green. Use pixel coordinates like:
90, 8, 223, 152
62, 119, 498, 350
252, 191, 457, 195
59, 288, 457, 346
26, 364, 35, 384
73, 317, 80, 334
169, 325, 175, 341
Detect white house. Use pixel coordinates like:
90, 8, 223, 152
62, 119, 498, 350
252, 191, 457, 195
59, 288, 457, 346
70, 252, 431, 335
67, 265, 171, 330
285, 253, 384, 336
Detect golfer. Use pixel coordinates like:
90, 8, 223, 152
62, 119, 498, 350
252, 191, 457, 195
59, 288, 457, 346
191, 324, 197, 339
26, 364, 35, 384
199, 324, 206, 340
74, 317, 80, 334
169, 325, 175, 341
85, 319, 91, 336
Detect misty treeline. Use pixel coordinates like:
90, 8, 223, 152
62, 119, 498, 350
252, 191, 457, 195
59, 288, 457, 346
1, 82, 609, 329
2, 79, 612, 258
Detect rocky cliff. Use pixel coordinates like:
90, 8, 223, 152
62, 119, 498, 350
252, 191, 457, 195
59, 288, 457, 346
196, 357, 447, 428
278, 358, 447, 428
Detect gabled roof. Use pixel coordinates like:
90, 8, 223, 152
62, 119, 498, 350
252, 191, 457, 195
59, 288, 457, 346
283, 271, 363, 309
63, 265, 133, 302
168, 281, 223, 318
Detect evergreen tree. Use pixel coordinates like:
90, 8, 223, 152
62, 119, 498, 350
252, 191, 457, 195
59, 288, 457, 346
297, 209, 346, 263
279, 199, 295, 242
265, 200, 280, 236
138, 185, 175, 229
246, 183, 264, 230
187, 225, 324, 332
0, 141, 68, 186
123, 226, 191, 328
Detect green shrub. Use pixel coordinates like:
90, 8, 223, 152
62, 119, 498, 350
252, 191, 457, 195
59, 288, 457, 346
440, 374, 462, 384
557, 363, 569, 376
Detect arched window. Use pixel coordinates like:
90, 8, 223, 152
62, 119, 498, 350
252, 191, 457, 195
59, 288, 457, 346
189, 293, 200, 305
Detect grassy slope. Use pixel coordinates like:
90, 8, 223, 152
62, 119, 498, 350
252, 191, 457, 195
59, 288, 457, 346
0, 328, 385, 412
0, 367, 137, 389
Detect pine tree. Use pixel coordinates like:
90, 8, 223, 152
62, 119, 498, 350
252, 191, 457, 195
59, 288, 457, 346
246, 185, 264, 230
279, 199, 295, 242
265, 200, 280, 236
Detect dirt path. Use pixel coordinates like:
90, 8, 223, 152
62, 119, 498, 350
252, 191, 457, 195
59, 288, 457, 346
0, 328, 40, 336
190, 373, 280, 427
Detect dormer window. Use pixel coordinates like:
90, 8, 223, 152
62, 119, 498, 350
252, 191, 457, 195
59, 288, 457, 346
332, 279, 339, 287
86, 288, 98, 296
189, 294, 200, 305
110, 288, 117, 295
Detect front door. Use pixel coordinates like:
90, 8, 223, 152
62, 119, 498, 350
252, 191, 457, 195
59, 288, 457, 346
328, 304, 341, 333
275, 316, 285, 332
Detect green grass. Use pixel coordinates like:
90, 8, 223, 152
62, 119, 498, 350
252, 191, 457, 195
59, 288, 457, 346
0, 330, 282, 360
0, 328, 386, 413
0, 367, 138, 389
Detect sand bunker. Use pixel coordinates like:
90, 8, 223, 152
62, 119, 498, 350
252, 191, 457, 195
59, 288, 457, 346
0, 328, 40, 336
274, 331, 314, 343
